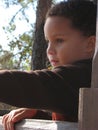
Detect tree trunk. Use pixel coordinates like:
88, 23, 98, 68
32, 0, 52, 70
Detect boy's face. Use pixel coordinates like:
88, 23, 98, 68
44, 16, 93, 67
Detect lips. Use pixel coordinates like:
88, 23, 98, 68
50, 60, 59, 66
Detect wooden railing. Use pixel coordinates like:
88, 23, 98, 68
0, 116, 78, 130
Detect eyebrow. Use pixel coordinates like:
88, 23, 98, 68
52, 31, 70, 36
44, 34, 68, 40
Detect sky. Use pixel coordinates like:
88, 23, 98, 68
0, 0, 64, 50
0, 1, 36, 50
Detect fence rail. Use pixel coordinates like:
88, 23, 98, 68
0, 116, 78, 130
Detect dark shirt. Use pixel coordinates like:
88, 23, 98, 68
0, 59, 92, 120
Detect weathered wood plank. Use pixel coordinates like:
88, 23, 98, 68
78, 88, 98, 130
91, 1, 98, 88
0, 117, 78, 130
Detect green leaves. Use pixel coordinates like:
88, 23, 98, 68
1, 0, 35, 70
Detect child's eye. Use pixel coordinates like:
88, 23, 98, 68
56, 38, 64, 43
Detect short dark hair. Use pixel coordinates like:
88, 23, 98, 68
46, 0, 97, 37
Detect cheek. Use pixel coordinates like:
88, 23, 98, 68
57, 47, 69, 60
58, 45, 76, 60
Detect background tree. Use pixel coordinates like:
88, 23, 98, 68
32, 0, 52, 70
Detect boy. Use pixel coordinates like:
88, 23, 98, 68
2, 1, 97, 130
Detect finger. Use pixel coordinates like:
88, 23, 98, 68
7, 117, 15, 130
2, 114, 15, 130
2, 114, 8, 124
12, 110, 26, 122
2, 115, 9, 130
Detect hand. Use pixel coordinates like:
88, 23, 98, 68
2, 108, 37, 130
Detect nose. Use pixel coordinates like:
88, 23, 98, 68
47, 42, 55, 55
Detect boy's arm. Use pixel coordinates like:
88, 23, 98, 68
0, 60, 92, 118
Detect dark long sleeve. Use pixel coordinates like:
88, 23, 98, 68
0, 59, 92, 118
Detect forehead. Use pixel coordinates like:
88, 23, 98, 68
44, 16, 72, 30
44, 16, 79, 38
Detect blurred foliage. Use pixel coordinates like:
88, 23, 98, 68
0, 0, 36, 70
3, 0, 35, 7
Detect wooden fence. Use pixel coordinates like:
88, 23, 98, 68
0, 117, 78, 130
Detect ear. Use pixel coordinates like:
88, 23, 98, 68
86, 36, 96, 54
